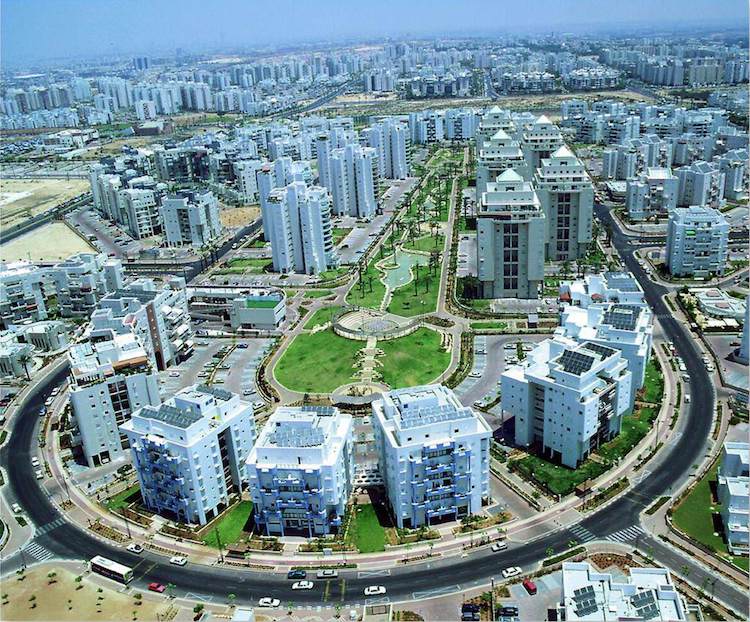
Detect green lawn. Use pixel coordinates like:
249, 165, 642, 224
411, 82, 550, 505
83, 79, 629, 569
304, 289, 333, 299
217, 258, 272, 274
387, 261, 440, 318
673, 462, 750, 572
303, 305, 344, 329
640, 359, 664, 403
105, 484, 140, 510
403, 234, 444, 254
347, 504, 386, 553
317, 266, 349, 282
470, 321, 508, 331
275, 329, 363, 393
202, 501, 253, 548
377, 328, 450, 388
333, 227, 353, 245
347, 260, 387, 310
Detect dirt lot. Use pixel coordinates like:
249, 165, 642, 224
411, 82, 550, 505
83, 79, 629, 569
219, 206, 260, 229
0, 178, 90, 228
2, 565, 176, 621
0, 221, 95, 262
79, 137, 156, 159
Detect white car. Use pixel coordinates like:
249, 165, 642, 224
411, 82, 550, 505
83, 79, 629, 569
501, 566, 523, 579
11, 503, 22, 514
491, 541, 508, 552
31, 457, 40, 467
291, 581, 314, 590
168, 371, 180, 378
258, 598, 280, 608
316, 569, 339, 579
364, 586, 386, 596
169, 556, 188, 566
127, 543, 144, 554
35, 469, 44, 480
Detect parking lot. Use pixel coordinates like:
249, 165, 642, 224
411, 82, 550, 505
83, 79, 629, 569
457, 232, 478, 278
157, 338, 273, 410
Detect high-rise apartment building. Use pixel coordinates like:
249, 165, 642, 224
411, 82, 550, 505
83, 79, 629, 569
476, 129, 528, 194
476, 169, 545, 299
521, 115, 565, 172
665, 206, 729, 277
246, 406, 353, 537
121, 385, 256, 525
535, 146, 594, 261
329, 143, 378, 219
160, 189, 223, 248
363, 118, 409, 180
625, 168, 679, 221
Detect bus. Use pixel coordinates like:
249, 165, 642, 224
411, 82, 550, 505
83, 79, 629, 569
89, 556, 134, 584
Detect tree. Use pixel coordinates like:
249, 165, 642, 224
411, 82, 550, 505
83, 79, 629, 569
19, 351, 32, 381
227, 593, 236, 607
545, 546, 554, 558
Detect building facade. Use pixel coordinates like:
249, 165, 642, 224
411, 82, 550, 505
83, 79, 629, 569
717, 442, 749, 555
161, 189, 223, 247
665, 206, 729, 277
51, 252, 124, 318
372, 384, 490, 529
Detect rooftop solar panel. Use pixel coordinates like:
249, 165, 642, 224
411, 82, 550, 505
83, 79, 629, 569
558, 349, 594, 375
602, 304, 642, 331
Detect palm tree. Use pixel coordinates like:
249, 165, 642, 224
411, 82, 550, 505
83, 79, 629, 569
19, 351, 32, 381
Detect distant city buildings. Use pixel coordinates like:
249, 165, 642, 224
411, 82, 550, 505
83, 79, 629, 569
372, 384, 490, 529
122, 385, 256, 525
246, 405, 353, 537
665, 206, 729, 277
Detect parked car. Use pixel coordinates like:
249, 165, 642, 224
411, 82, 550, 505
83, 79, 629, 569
169, 556, 188, 566
258, 598, 280, 608
148, 583, 166, 593
501, 566, 522, 579
292, 581, 314, 590
522, 579, 537, 595
287, 569, 306, 580
11, 503, 22, 513
316, 569, 339, 579
35, 469, 44, 480
126, 543, 144, 554
491, 541, 508, 552
364, 586, 386, 596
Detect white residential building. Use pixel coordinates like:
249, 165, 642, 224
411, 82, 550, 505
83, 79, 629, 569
0, 260, 48, 328
535, 146, 594, 261
0, 335, 34, 379
21, 320, 68, 351
558, 562, 688, 622
557, 303, 653, 400
329, 143, 378, 219
135, 99, 157, 122
121, 385, 256, 525
265, 181, 337, 275
717, 441, 749, 554
51, 253, 124, 318
625, 167, 679, 221
476, 129, 528, 194
502, 336, 633, 468
90, 277, 193, 371
363, 118, 409, 179
717, 149, 748, 201
521, 114, 565, 172
677, 160, 726, 209
246, 406, 353, 537
161, 189, 223, 248
69, 334, 160, 467
372, 385, 490, 529
118, 188, 162, 239
477, 169, 546, 299
232, 158, 264, 203
559, 272, 647, 308
665, 206, 729, 278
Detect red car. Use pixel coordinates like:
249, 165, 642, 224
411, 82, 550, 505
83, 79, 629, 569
522, 579, 537, 595
148, 583, 166, 593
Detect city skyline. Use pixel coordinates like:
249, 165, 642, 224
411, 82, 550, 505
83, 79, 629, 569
2, 0, 748, 66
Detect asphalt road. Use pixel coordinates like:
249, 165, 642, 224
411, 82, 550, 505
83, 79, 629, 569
1, 204, 747, 614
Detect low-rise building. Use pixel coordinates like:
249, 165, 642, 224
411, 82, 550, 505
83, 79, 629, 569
557, 562, 688, 621
372, 384, 490, 529
69, 334, 160, 467
188, 286, 286, 331
559, 271, 646, 308
51, 252, 124, 318
90, 277, 193, 371
0, 333, 34, 378
666, 206, 729, 278
557, 303, 653, 400
0, 260, 48, 328
246, 406, 353, 537
121, 385, 256, 525
20, 320, 68, 351
717, 442, 749, 554
502, 336, 633, 468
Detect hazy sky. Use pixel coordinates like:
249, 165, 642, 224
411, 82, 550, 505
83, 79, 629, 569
2, 0, 748, 66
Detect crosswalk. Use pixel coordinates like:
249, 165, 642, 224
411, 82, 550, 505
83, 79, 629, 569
568, 524, 596, 543
22, 541, 54, 562
35, 517, 65, 537
606, 525, 645, 543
